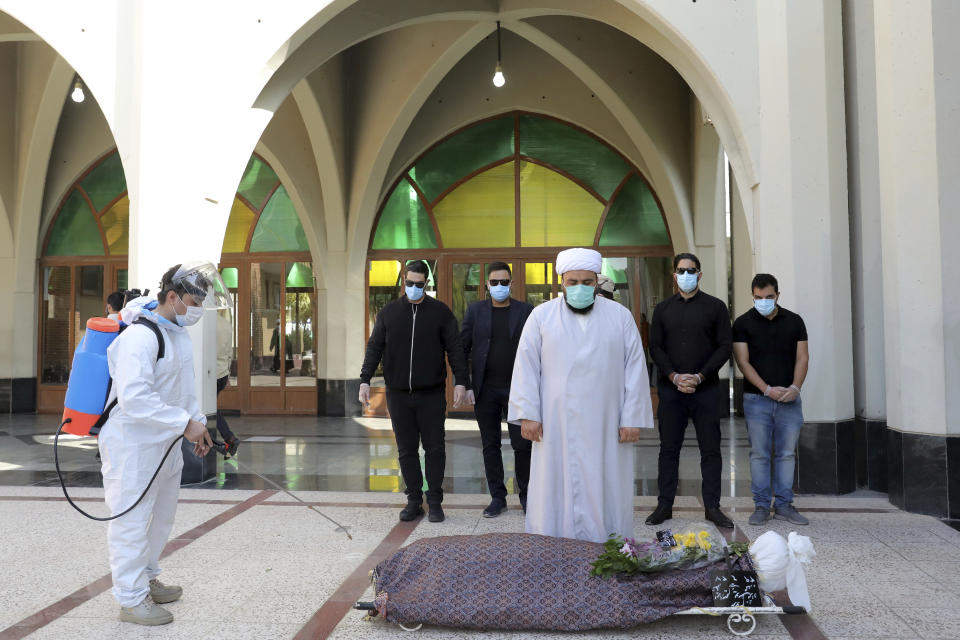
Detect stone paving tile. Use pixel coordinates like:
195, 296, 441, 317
865, 580, 960, 608
915, 561, 960, 590
26, 616, 210, 639
808, 603, 920, 638
888, 607, 960, 639
885, 541, 960, 561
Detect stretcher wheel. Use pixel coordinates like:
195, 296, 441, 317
398, 622, 423, 631
726, 612, 756, 636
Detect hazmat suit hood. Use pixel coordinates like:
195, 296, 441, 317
119, 296, 182, 331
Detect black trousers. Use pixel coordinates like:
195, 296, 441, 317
656, 382, 723, 508
215, 375, 236, 442
386, 388, 446, 505
474, 386, 531, 503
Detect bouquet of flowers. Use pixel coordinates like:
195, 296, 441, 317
590, 523, 733, 579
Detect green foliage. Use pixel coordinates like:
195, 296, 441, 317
590, 536, 639, 578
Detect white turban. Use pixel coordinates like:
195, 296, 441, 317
556, 248, 602, 275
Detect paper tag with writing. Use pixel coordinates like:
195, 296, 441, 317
711, 569, 763, 607
655, 530, 678, 548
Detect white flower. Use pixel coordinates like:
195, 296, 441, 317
619, 543, 633, 557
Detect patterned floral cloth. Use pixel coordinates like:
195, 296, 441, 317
373, 533, 717, 631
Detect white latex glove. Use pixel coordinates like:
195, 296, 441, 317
466, 389, 476, 406
453, 385, 466, 408
359, 383, 370, 406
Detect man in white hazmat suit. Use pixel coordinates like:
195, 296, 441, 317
100, 263, 224, 625
508, 248, 653, 543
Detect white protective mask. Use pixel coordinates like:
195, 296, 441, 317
676, 272, 699, 293
175, 295, 204, 327
754, 298, 777, 316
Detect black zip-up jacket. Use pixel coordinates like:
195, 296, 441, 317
360, 295, 469, 392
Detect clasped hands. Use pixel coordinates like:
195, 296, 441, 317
521, 420, 641, 444
671, 372, 702, 394
764, 384, 800, 403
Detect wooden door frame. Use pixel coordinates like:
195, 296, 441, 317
235, 258, 318, 415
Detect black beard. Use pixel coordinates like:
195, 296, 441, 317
565, 299, 594, 314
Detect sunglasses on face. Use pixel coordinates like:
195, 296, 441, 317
488, 279, 511, 286
675, 268, 699, 275
404, 280, 426, 288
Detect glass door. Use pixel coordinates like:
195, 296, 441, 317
522, 261, 558, 307
248, 262, 284, 412
217, 265, 242, 412
282, 261, 317, 412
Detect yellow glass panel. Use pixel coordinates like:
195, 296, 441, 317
368, 476, 401, 492
222, 197, 256, 253
99, 195, 129, 255
524, 261, 555, 285
519, 161, 604, 247
369, 260, 401, 287
433, 162, 515, 248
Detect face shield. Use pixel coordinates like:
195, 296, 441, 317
172, 261, 234, 311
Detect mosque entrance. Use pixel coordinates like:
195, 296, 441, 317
364, 112, 677, 417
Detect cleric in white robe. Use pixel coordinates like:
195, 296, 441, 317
507, 248, 654, 543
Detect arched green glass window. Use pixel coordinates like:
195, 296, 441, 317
250, 186, 309, 252
44, 149, 128, 257
371, 179, 437, 250
220, 153, 311, 255
369, 112, 671, 252
598, 175, 670, 246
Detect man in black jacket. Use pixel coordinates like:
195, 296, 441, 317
359, 260, 469, 523
646, 253, 734, 529
460, 262, 534, 517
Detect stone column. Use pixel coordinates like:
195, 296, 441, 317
755, 0, 856, 493
729, 169, 754, 416
873, 0, 960, 517
842, 0, 888, 491
315, 251, 367, 417
691, 107, 731, 415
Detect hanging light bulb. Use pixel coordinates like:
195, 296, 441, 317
71, 78, 85, 103
492, 21, 505, 88
493, 63, 505, 88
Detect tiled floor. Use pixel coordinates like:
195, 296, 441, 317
1, 413, 959, 639
0, 413, 755, 497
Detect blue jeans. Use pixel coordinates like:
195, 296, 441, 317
743, 393, 803, 509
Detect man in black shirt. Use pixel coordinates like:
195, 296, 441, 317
733, 273, 809, 526
461, 262, 534, 517
646, 253, 734, 528
359, 261, 469, 523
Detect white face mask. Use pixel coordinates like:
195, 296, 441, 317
676, 271, 699, 293
175, 295, 204, 327
754, 298, 777, 316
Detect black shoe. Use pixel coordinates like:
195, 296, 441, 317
427, 504, 445, 523
645, 504, 673, 525
399, 501, 424, 521
520, 496, 527, 514
705, 507, 734, 529
227, 438, 240, 457
482, 499, 507, 518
